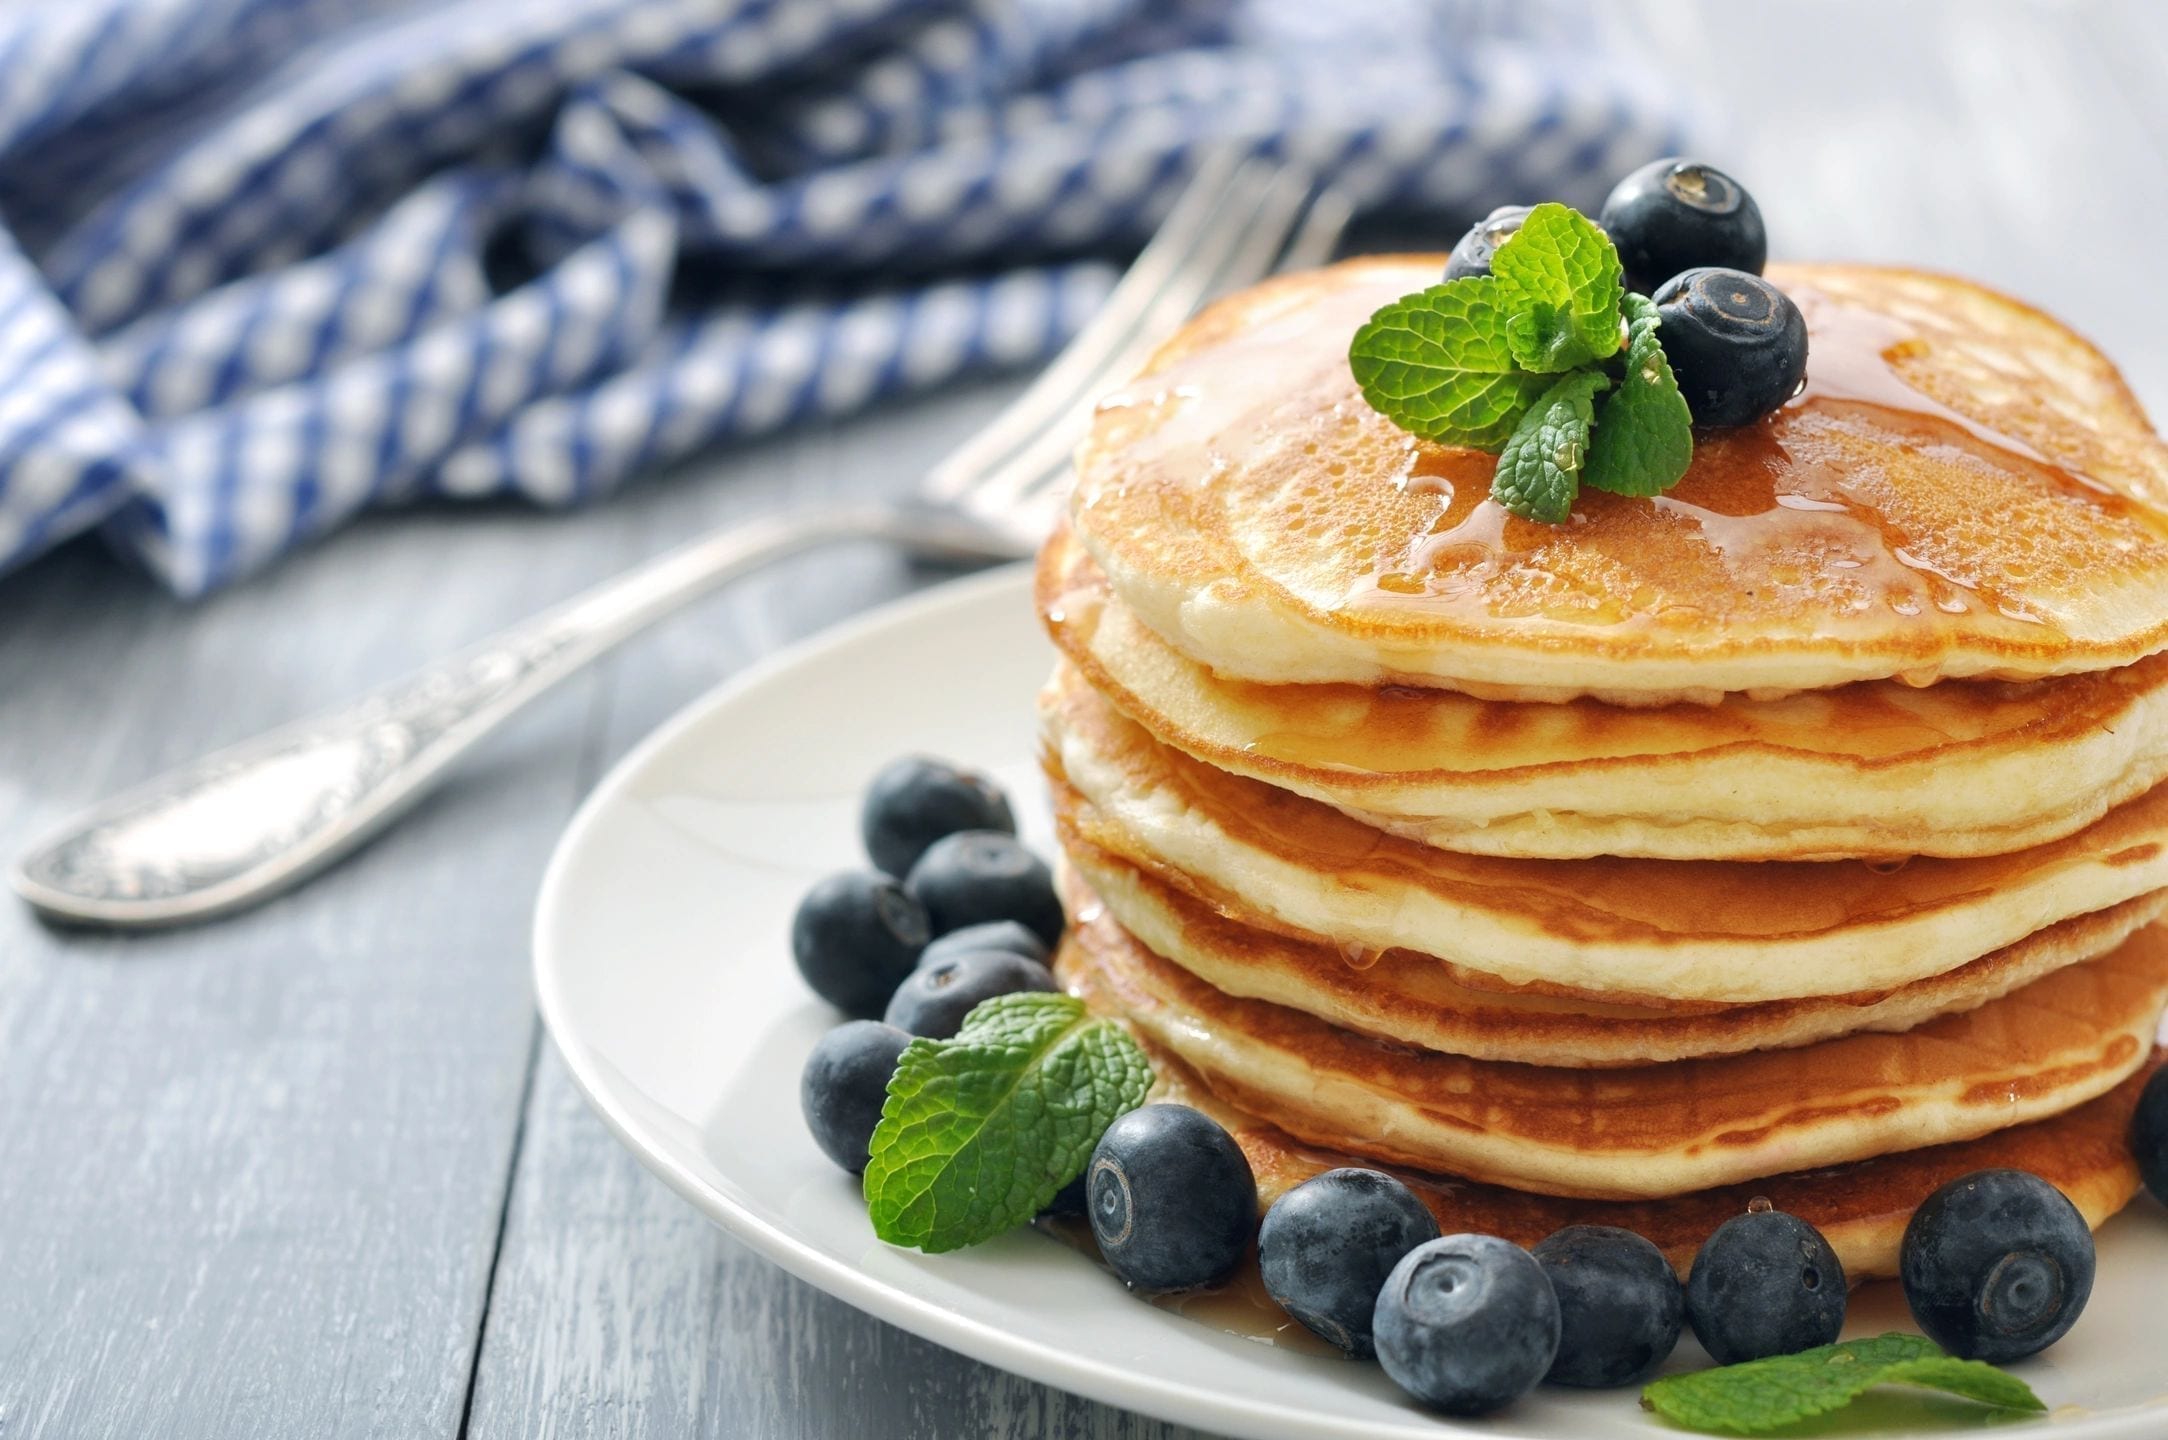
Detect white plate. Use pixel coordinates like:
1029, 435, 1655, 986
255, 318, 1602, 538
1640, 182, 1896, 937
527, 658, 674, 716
534, 565, 2168, 1439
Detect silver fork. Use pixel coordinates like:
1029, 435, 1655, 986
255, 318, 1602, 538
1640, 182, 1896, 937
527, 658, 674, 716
15, 157, 1349, 929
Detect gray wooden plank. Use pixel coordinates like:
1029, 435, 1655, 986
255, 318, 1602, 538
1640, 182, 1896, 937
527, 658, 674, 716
0, 486, 658, 1437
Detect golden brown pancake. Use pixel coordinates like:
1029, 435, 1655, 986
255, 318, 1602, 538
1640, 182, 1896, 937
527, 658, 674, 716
1041, 526, 2168, 861
1043, 666, 2168, 1003
1137, 1040, 2157, 1283
1055, 890, 2168, 1200
1069, 258, 2168, 703
1062, 843, 2168, 1067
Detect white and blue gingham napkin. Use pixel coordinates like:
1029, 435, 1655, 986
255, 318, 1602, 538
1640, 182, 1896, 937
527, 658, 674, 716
0, 0, 1686, 595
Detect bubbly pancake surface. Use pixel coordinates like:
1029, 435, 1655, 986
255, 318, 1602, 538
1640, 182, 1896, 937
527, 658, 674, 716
1056, 889, 2168, 1200
1043, 664, 2168, 1002
1070, 258, 2168, 702
1137, 1038, 2156, 1282
1063, 844, 2168, 1067
1041, 526, 2168, 860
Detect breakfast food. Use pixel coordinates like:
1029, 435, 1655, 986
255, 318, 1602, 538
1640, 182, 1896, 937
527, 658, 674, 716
1034, 164, 2168, 1413
1683, 1208, 1847, 1365
1120, 1032, 2155, 1281
1898, 1169, 2097, 1362
1258, 1167, 1440, 1358
1041, 528, 2168, 862
1055, 884, 2168, 1199
1065, 264, 2168, 703
791, 159, 2166, 1428
1531, 1225, 1684, 1388
1373, 1234, 1561, 1415
1042, 659, 2168, 1003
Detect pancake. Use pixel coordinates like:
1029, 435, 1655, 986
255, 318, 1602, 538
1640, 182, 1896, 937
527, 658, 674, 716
1055, 891, 2168, 1200
1068, 258, 2168, 704
1041, 526, 2168, 861
1042, 664, 2168, 1003
1062, 844, 2168, 1067
1136, 1039, 2158, 1282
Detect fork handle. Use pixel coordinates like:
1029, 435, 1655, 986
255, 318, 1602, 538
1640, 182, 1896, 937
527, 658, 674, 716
12, 505, 1012, 929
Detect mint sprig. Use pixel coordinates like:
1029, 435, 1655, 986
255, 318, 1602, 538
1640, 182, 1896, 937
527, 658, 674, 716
1348, 202, 1695, 521
1583, 293, 1693, 497
1493, 203, 1625, 373
1493, 370, 1608, 524
1641, 1333, 2046, 1436
862, 992, 1151, 1253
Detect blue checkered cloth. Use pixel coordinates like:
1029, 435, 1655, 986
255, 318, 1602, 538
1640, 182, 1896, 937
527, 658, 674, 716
0, 0, 1686, 595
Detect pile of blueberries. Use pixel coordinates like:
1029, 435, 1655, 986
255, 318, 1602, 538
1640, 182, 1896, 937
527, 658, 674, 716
1448, 157, 1808, 429
795, 758, 2168, 1417
796, 756, 1071, 1174
1095, 1152, 2115, 1416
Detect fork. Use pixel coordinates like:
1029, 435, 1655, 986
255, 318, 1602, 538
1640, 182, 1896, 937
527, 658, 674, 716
14, 157, 1348, 929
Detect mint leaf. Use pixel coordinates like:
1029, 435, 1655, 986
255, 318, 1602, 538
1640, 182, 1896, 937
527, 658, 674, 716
1583, 292, 1694, 498
1493, 202, 1625, 371
1347, 203, 1694, 523
1641, 1333, 2047, 1436
1505, 301, 1598, 374
862, 992, 1151, 1253
1348, 278, 1551, 448
1491, 370, 1608, 523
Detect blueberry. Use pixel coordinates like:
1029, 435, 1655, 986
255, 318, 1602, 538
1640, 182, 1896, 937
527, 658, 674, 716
862, 756, 1016, 878
791, 871, 930, 1017
2134, 1068, 2168, 1206
904, 831, 1064, 946
1443, 205, 1534, 282
1598, 158, 1766, 295
799, 1020, 912, 1174
1900, 1169, 2095, 1362
1652, 268, 1808, 428
1532, 1225, 1684, 1388
1259, 1168, 1441, 1357
1685, 1209, 1846, 1365
1373, 1235, 1560, 1417
882, 950, 1057, 1039
1087, 1104, 1256, 1292
918, 919, 1051, 968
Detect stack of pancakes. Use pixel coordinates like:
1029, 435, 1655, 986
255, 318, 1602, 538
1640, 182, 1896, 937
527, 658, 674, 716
1037, 256, 2168, 1278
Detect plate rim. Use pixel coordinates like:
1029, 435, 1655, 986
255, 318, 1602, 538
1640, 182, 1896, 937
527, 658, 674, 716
532, 562, 2168, 1440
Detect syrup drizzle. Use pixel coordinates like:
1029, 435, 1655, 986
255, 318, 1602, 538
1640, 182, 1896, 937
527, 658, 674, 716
1035, 1218, 1345, 1358
1784, 291, 2060, 467
1362, 282, 2168, 642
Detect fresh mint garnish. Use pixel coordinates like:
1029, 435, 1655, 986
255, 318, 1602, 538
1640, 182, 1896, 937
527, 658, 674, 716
1492, 370, 1608, 524
1493, 203, 1625, 373
1640, 1333, 2046, 1435
1346, 278, 1550, 451
1583, 293, 1693, 497
1348, 202, 1695, 521
862, 991, 1151, 1253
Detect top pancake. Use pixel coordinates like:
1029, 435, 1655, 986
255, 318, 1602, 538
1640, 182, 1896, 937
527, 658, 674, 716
1070, 258, 2168, 703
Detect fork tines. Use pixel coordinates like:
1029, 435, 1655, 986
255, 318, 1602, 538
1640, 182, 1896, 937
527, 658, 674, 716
922, 155, 1352, 525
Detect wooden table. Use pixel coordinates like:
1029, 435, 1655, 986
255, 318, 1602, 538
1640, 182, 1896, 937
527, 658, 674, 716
5, 5, 2166, 1435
